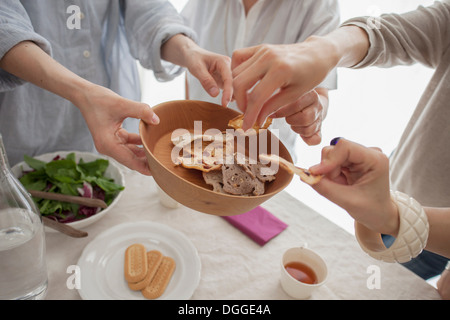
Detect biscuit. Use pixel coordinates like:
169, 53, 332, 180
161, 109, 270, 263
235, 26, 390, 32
177, 156, 222, 172
228, 114, 272, 132
141, 256, 176, 299
222, 163, 265, 196
259, 153, 322, 185
124, 243, 148, 283
128, 250, 163, 291
202, 170, 226, 193
174, 135, 229, 173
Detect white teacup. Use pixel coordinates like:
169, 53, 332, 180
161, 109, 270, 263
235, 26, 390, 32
280, 246, 328, 299
156, 185, 181, 209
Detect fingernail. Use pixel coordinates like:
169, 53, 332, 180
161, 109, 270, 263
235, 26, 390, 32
209, 87, 220, 97
151, 113, 160, 125
309, 164, 320, 174
227, 97, 233, 107
330, 137, 341, 146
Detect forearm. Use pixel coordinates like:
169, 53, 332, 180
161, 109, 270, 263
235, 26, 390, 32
341, 1, 450, 69
290, 26, 369, 90
161, 34, 196, 68
321, 26, 370, 68
424, 207, 450, 259
0, 41, 92, 105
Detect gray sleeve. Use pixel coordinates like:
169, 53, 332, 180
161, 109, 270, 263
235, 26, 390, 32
342, 0, 450, 69
0, 0, 52, 92
123, 0, 198, 82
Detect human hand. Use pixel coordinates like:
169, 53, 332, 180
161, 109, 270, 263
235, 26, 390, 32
0, 41, 158, 176
271, 88, 329, 146
185, 47, 233, 107
437, 266, 450, 300
162, 35, 233, 107
231, 39, 337, 131
74, 83, 159, 176
309, 138, 400, 237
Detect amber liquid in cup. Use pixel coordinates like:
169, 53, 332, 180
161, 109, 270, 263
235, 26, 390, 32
284, 261, 318, 285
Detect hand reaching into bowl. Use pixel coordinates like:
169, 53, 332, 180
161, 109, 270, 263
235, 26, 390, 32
230, 27, 369, 132
161, 34, 233, 107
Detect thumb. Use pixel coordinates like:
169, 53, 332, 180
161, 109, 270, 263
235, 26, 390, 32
126, 101, 160, 125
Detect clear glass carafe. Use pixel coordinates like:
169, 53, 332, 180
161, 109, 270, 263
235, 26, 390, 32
0, 134, 48, 299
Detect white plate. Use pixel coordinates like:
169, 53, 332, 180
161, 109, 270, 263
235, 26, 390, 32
77, 221, 201, 300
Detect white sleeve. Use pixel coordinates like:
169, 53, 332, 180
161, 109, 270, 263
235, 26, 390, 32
297, 0, 340, 90
123, 0, 198, 81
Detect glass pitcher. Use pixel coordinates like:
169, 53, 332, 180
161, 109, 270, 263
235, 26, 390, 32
0, 134, 48, 299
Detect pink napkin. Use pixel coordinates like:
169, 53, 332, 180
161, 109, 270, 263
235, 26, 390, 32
222, 206, 288, 246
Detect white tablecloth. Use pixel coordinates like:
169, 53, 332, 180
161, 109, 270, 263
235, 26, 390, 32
44, 168, 440, 300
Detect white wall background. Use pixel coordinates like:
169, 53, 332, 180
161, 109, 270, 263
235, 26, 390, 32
138, 0, 436, 234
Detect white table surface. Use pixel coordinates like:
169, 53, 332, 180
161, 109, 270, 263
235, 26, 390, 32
44, 167, 441, 300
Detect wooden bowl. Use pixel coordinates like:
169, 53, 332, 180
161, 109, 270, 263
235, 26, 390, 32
140, 100, 293, 216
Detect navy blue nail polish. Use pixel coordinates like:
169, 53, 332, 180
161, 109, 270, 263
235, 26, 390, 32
330, 137, 341, 146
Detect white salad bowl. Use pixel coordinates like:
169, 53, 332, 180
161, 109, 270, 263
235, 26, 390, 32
11, 151, 125, 231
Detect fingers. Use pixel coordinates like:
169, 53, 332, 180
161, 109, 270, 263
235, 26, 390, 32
188, 50, 233, 107
95, 100, 154, 176
310, 139, 361, 175
112, 101, 156, 175
217, 59, 233, 107
286, 103, 321, 128
230, 45, 261, 71
301, 135, 322, 146
106, 143, 151, 176
309, 138, 390, 191
194, 65, 221, 98
270, 90, 323, 145
297, 131, 322, 146
254, 85, 305, 127
308, 139, 377, 209
97, 128, 151, 176
310, 174, 354, 209
77, 85, 156, 176
115, 128, 143, 148
232, 64, 271, 116
125, 100, 159, 125
240, 70, 288, 130
273, 90, 319, 119
232, 45, 286, 116
290, 115, 322, 141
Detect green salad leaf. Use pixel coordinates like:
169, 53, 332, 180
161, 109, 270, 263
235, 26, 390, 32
19, 153, 124, 222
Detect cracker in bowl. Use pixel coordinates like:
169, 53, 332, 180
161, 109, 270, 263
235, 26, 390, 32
228, 114, 273, 132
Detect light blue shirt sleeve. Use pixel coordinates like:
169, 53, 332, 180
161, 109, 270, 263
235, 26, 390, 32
123, 0, 198, 81
0, 0, 200, 164
0, 0, 52, 92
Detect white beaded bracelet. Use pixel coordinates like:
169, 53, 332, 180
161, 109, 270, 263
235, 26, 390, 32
355, 190, 429, 263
